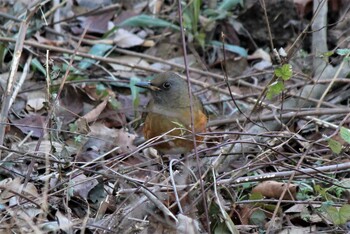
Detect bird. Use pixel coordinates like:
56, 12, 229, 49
135, 72, 207, 154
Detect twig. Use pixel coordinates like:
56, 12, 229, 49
140, 187, 178, 224
208, 107, 350, 127
0, 7, 38, 157
23, 21, 91, 187
169, 159, 199, 214
217, 161, 350, 185
9, 55, 32, 108
316, 52, 350, 109
176, 0, 211, 231
260, 0, 274, 50
266, 143, 310, 233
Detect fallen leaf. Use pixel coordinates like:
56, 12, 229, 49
80, 99, 108, 123
252, 181, 298, 200
90, 123, 137, 153
56, 85, 84, 124
25, 90, 47, 112
176, 214, 200, 234
11, 114, 46, 138
80, 10, 114, 34
71, 174, 99, 200
114, 28, 144, 48
12, 140, 76, 159
56, 210, 73, 232
0, 177, 39, 203
109, 55, 150, 72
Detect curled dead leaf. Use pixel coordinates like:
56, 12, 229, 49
114, 28, 144, 48
252, 180, 298, 200
71, 174, 99, 200
0, 178, 39, 203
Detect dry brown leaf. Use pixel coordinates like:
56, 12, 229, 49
89, 123, 119, 138
81, 99, 108, 123
25, 90, 46, 112
252, 180, 298, 200
142, 39, 155, 47
71, 174, 99, 200
114, 28, 144, 48
89, 123, 137, 153
148, 0, 163, 14
33, 32, 65, 46
0, 177, 39, 203
176, 214, 200, 234
12, 140, 76, 158
81, 10, 114, 34
56, 210, 73, 232
83, 84, 115, 101
11, 114, 46, 138
150, 54, 196, 71
109, 55, 150, 72
294, 0, 313, 18
237, 205, 256, 225
56, 85, 84, 123
248, 48, 271, 62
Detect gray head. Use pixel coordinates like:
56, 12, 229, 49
136, 72, 191, 108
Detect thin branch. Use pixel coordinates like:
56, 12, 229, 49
0, 6, 38, 157
176, 0, 210, 231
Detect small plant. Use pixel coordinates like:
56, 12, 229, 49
327, 127, 350, 154
267, 63, 293, 99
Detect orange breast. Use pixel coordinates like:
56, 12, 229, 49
143, 108, 207, 154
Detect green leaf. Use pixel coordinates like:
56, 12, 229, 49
193, 0, 201, 33
327, 138, 342, 154
339, 179, 350, 192
214, 222, 229, 234
325, 206, 339, 224
249, 192, 264, 200
69, 122, 78, 132
218, 0, 243, 11
322, 200, 335, 207
0, 43, 7, 68
215, 197, 239, 234
74, 135, 82, 143
88, 183, 106, 204
274, 64, 293, 80
66, 74, 86, 82
267, 81, 284, 99
185, 0, 201, 34
108, 98, 121, 110
31, 58, 46, 76
78, 44, 113, 70
203, 9, 228, 20
209, 40, 248, 57
249, 209, 266, 226
196, 32, 206, 48
338, 205, 350, 223
315, 185, 327, 200
322, 51, 334, 58
340, 127, 350, 144
336, 48, 350, 56
182, 12, 192, 31
95, 83, 109, 98
130, 77, 142, 109
325, 205, 350, 225
119, 14, 180, 31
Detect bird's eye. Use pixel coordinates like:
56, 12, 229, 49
162, 82, 171, 89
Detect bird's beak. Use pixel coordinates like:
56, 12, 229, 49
135, 81, 161, 91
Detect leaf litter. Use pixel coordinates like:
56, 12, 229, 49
0, 0, 350, 233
